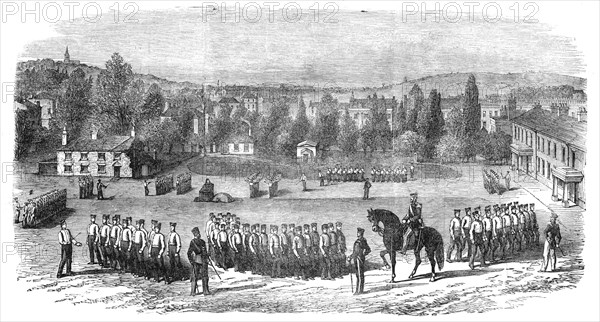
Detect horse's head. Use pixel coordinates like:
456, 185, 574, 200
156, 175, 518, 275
367, 208, 383, 234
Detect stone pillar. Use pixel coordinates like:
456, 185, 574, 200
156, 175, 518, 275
562, 181, 568, 207
551, 176, 558, 201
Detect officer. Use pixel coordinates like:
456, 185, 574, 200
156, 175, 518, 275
132, 219, 147, 277
336, 222, 347, 275
540, 213, 561, 272
469, 210, 486, 270
167, 222, 183, 282
57, 220, 82, 278
363, 178, 372, 200
319, 224, 332, 280
97, 179, 108, 200
188, 227, 211, 296
483, 206, 493, 261
491, 205, 505, 261
447, 209, 462, 263
292, 225, 309, 280
99, 214, 112, 268
460, 207, 473, 261
150, 223, 169, 283
86, 214, 101, 265
348, 227, 371, 295
401, 192, 423, 254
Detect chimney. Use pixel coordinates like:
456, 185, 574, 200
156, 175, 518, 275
91, 125, 98, 140
131, 125, 135, 137
62, 126, 67, 146
153, 148, 157, 160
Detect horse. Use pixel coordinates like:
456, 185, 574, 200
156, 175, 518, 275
367, 208, 445, 283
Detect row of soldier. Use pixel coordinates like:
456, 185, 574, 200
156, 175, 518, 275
370, 165, 414, 183
483, 169, 511, 195
78, 175, 94, 199
78, 214, 185, 284
321, 167, 366, 184
15, 189, 67, 228
204, 213, 349, 280
176, 172, 192, 195
155, 175, 174, 196
447, 202, 540, 269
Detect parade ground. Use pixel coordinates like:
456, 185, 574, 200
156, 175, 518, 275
10, 159, 586, 316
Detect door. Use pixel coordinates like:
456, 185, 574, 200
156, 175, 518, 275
141, 165, 148, 177
303, 154, 309, 163
114, 166, 121, 178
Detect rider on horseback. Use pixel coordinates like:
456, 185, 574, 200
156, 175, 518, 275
401, 192, 424, 254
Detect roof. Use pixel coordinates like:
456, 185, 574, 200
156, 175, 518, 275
227, 133, 253, 143
511, 107, 587, 152
219, 97, 239, 104
57, 136, 136, 152
241, 92, 257, 100
297, 140, 318, 147
14, 100, 41, 112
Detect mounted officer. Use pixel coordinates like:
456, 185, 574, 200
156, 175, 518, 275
401, 192, 423, 254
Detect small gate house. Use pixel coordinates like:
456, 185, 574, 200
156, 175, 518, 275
297, 140, 318, 163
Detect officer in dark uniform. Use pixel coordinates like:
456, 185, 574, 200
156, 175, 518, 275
348, 227, 371, 295
188, 227, 211, 296
319, 224, 332, 280
327, 222, 340, 278
336, 222, 347, 275
97, 179, 108, 200
57, 220, 82, 278
363, 178, 372, 200
401, 192, 423, 254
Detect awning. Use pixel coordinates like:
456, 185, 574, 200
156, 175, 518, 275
551, 167, 584, 183
510, 143, 533, 156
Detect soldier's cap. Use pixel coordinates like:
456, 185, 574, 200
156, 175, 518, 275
321, 224, 328, 230
357, 227, 365, 234
151, 219, 158, 224
410, 192, 418, 197
60, 219, 66, 225
327, 222, 334, 228
303, 224, 310, 229
311, 223, 318, 227
220, 223, 226, 228
295, 226, 302, 231
260, 224, 267, 229
272, 225, 278, 231
281, 224, 287, 228
135, 219, 141, 225
122, 218, 128, 223
226, 212, 232, 217
243, 223, 250, 228
126, 216, 132, 222
289, 223, 295, 227
170, 222, 177, 227
514, 201, 519, 204
529, 203, 535, 207
90, 214, 96, 218
102, 214, 110, 219
464, 207, 471, 212
217, 213, 223, 218
192, 227, 200, 235
454, 209, 461, 213
233, 224, 239, 229
474, 206, 481, 211
484, 205, 491, 211
336, 221, 343, 227
550, 213, 558, 219
501, 203, 506, 207
156, 223, 162, 229
98, 179, 101, 182
112, 215, 119, 220
209, 213, 215, 218
139, 219, 145, 224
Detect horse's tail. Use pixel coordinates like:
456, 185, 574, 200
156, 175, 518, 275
435, 239, 445, 271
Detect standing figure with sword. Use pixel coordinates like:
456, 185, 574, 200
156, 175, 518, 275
187, 227, 213, 296
348, 227, 371, 295
540, 213, 562, 272
57, 220, 83, 278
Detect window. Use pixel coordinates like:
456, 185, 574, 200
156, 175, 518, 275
98, 165, 106, 173
483, 121, 487, 129
547, 141, 551, 155
553, 143, 557, 159
65, 152, 72, 161
562, 147, 566, 163
354, 113, 359, 120
98, 152, 106, 161
234, 143, 239, 152
81, 152, 88, 161
541, 138, 545, 153
244, 143, 249, 152
537, 137, 540, 151
537, 157, 540, 173
81, 165, 89, 173
64, 165, 72, 173
483, 111, 487, 117
494, 111, 498, 116
547, 162, 551, 179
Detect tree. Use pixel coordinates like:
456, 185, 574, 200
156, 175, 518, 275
436, 134, 462, 163
338, 108, 359, 156
257, 98, 289, 155
395, 131, 424, 158
393, 100, 407, 136
311, 93, 339, 154
445, 105, 463, 137
94, 53, 145, 135
139, 83, 165, 126
462, 74, 481, 138
289, 96, 311, 145
416, 90, 445, 159
405, 84, 424, 133
54, 68, 92, 139
14, 109, 36, 160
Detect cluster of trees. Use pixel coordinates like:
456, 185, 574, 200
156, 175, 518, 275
510, 85, 584, 101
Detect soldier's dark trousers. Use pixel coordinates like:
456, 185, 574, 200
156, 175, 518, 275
484, 231, 493, 260
145, 187, 149, 196
461, 229, 472, 260
232, 246, 243, 272
99, 237, 109, 267
446, 235, 462, 261
328, 250, 338, 277
87, 235, 101, 264
469, 234, 485, 269
57, 244, 73, 276
120, 241, 131, 271
190, 263, 210, 295
271, 252, 282, 278
320, 251, 332, 279
363, 189, 369, 200
97, 190, 104, 200
168, 246, 183, 280
353, 258, 365, 294
151, 247, 168, 282
492, 231, 505, 261
295, 256, 307, 280
132, 243, 145, 276
109, 238, 119, 269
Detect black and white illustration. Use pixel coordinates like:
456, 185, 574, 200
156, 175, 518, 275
1, 1, 598, 320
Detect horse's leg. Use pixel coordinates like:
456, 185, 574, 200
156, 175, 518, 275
380, 249, 390, 270
427, 248, 436, 282
389, 250, 396, 283
409, 248, 422, 279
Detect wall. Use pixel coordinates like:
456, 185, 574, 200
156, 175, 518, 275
56, 150, 133, 178
228, 142, 254, 155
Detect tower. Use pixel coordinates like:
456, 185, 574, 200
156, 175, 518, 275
64, 46, 70, 63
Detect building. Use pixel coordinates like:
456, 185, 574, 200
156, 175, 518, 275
480, 101, 505, 132
27, 98, 54, 129
240, 92, 258, 112
63, 46, 80, 65
217, 97, 240, 117
223, 133, 254, 155
297, 140, 318, 163
56, 127, 156, 178
14, 100, 42, 128
510, 106, 586, 208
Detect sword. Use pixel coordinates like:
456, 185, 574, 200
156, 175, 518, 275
350, 267, 354, 293
208, 256, 222, 280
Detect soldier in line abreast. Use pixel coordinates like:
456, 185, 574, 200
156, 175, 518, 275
303, 224, 315, 279
348, 227, 371, 295
336, 222, 347, 275
327, 223, 340, 278
501, 205, 514, 256
120, 218, 133, 272
146, 220, 158, 278
482, 206, 494, 262
132, 219, 147, 277
216, 223, 229, 269
259, 224, 270, 275
292, 225, 309, 280
100, 214, 112, 268
517, 204, 529, 250
447, 209, 462, 263
469, 210, 486, 270
509, 205, 520, 255
188, 227, 211, 296
109, 215, 122, 270
86, 214, 101, 265
460, 207, 473, 261
167, 222, 183, 282
231, 224, 244, 272
319, 224, 332, 280
150, 223, 169, 283
241, 223, 252, 272
57, 220, 83, 278
491, 205, 505, 262
248, 224, 261, 274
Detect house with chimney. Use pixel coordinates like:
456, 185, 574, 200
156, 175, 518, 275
510, 105, 586, 208
55, 126, 157, 178
222, 119, 254, 155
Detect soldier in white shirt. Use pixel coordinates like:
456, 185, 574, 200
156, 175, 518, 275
132, 219, 147, 277
469, 211, 486, 270
109, 215, 123, 270
86, 214, 101, 265
167, 222, 183, 282
447, 209, 462, 263
491, 205, 505, 261
100, 214, 112, 268
150, 223, 168, 283
120, 218, 133, 272
57, 220, 82, 278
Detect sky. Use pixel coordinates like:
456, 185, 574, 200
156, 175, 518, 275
19, 4, 585, 88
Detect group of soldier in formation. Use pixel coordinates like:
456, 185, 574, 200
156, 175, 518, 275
317, 164, 416, 186
483, 169, 511, 194
78, 175, 94, 199
176, 172, 193, 195
370, 165, 415, 183
155, 175, 174, 196
447, 202, 546, 269
14, 189, 67, 227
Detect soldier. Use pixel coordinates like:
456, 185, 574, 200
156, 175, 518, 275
530, 203, 540, 246
318, 170, 324, 187
359, 167, 365, 182
291, 225, 309, 280
363, 177, 372, 200
205, 213, 216, 242
57, 220, 82, 278
143, 179, 152, 196
100, 214, 112, 268
150, 223, 169, 283
247, 224, 259, 274
319, 224, 332, 280
259, 224, 270, 275
97, 179, 108, 200
327, 223, 340, 278
300, 173, 308, 192
120, 218, 133, 272
146, 219, 158, 278
268, 225, 282, 278
217, 223, 229, 269
409, 163, 415, 180
348, 227, 371, 295
241, 223, 252, 272
188, 227, 211, 296
12, 197, 21, 223
109, 215, 122, 270
167, 222, 183, 282
303, 224, 315, 278
483, 206, 493, 262
460, 207, 473, 261
401, 192, 423, 254
517, 204, 529, 250
469, 210, 486, 269
447, 209, 462, 263
86, 214, 101, 265
501, 205, 514, 256
209, 219, 221, 264
540, 213, 562, 272
510, 205, 520, 254
132, 219, 147, 277
231, 224, 244, 272
279, 224, 291, 277
491, 205, 505, 261
336, 222, 347, 275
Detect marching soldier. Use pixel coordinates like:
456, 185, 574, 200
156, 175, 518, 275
319, 224, 332, 280
259, 224, 270, 275
248, 224, 261, 274
287, 224, 297, 277
150, 223, 169, 283
483, 206, 493, 261
540, 213, 562, 272
292, 225, 309, 280
469, 210, 486, 269
460, 207, 473, 261
491, 205, 505, 261
501, 205, 514, 256
167, 222, 183, 282
328, 222, 340, 278
401, 192, 423, 254
57, 220, 82, 278
231, 224, 243, 272
348, 227, 371, 295
269, 225, 283, 278
303, 224, 315, 278
447, 209, 462, 263
86, 214, 101, 265
217, 223, 229, 269
241, 223, 252, 272
132, 219, 147, 277
530, 203, 540, 246
336, 222, 347, 275
363, 178, 371, 200
146, 219, 158, 278
279, 224, 290, 277
109, 215, 122, 270
100, 214, 112, 268
120, 218, 133, 272
188, 227, 211, 296
510, 205, 520, 254
517, 205, 529, 250
310, 223, 321, 277
97, 179, 108, 200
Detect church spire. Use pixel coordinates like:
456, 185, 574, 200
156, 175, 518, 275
64, 46, 70, 63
